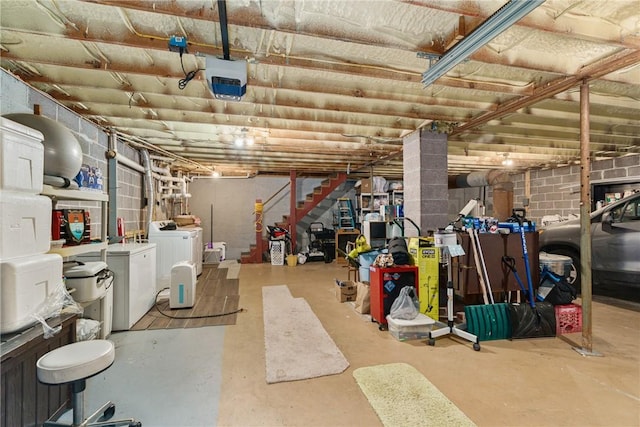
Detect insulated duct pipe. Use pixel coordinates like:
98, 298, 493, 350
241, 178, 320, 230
448, 169, 511, 188
140, 149, 154, 237
449, 169, 514, 220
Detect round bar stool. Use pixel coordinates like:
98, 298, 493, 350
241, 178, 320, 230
36, 340, 141, 427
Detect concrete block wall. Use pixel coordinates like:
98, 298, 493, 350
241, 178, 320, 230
1, 69, 144, 240
511, 154, 640, 225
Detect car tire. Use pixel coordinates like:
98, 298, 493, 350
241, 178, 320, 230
545, 247, 581, 289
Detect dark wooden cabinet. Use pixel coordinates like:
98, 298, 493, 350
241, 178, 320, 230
1, 314, 77, 427
452, 232, 539, 303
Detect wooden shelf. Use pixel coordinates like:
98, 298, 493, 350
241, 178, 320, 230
42, 185, 109, 259
41, 185, 108, 202
48, 241, 108, 257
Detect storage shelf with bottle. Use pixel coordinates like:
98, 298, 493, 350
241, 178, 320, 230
390, 189, 404, 219
358, 192, 390, 223
42, 185, 109, 258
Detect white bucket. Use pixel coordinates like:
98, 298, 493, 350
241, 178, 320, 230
434, 231, 457, 247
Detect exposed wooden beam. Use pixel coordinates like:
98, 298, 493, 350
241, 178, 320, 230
452, 50, 640, 135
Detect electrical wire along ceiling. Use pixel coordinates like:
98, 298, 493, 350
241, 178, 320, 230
1, 0, 639, 178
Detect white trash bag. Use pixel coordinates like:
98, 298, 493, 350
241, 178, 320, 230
389, 286, 419, 320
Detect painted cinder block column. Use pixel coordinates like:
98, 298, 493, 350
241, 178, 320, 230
402, 129, 448, 236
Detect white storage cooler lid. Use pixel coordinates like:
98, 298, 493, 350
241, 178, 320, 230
64, 261, 108, 277
0, 117, 45, 193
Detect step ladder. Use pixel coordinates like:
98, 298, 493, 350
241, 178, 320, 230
337, 198, 356, 229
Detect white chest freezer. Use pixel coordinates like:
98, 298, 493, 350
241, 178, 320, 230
77, 243, 156, 331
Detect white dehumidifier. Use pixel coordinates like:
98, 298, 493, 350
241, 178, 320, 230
170, 261, 197, 309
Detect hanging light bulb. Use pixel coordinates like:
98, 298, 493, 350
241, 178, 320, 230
501, 153, 513, 166
235, 127, 253, 147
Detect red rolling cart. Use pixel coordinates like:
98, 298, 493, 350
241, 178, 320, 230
369, 265, 419, 330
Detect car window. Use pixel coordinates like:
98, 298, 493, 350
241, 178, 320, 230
611, 197, 640, 222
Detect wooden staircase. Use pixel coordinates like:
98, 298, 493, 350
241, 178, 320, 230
241, 172, 348, 263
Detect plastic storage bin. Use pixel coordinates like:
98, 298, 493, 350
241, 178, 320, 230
0, 253, 63, 334
555, 303, 582, 335
358, 250, 381, 283
0, 192, 52, 259
539, 252, 573, 278
386, 313, 436, 341
203, 242, 226, 264
0, 117, 44, 193
270, 241, 285, 266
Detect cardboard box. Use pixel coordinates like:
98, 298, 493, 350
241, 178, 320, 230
360, 178, 372, 193
335, 280, 358, 302
408, 237, 440, 321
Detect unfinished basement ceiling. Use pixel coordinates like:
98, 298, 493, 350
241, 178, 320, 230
1, 0, 639, 179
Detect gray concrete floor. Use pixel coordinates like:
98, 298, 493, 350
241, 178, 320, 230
86, 327, 225, 426
87, 262, 639, 427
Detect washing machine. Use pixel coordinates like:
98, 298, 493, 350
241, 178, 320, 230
148, 221, 198, 289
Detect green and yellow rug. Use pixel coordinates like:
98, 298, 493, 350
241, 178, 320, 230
353, 363, 476, 427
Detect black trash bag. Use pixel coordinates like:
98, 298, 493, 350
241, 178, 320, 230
509, 301, 556, 339
545, 279, 577, 306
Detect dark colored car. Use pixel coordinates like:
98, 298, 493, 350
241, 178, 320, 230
538, 191, 640, 288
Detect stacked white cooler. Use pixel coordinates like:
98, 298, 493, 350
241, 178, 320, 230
0, 117, 64, 334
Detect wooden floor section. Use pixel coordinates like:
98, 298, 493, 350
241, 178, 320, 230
131, 265, 240, 330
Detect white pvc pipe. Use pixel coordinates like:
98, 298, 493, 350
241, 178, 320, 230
190, 173, 252, 180
114, 152, 145, 173
115, 151, 191, 200
43, 174, 79, 190
161, 193, 192, 200
152, 164, 171, 176
150, 154, 175, 163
